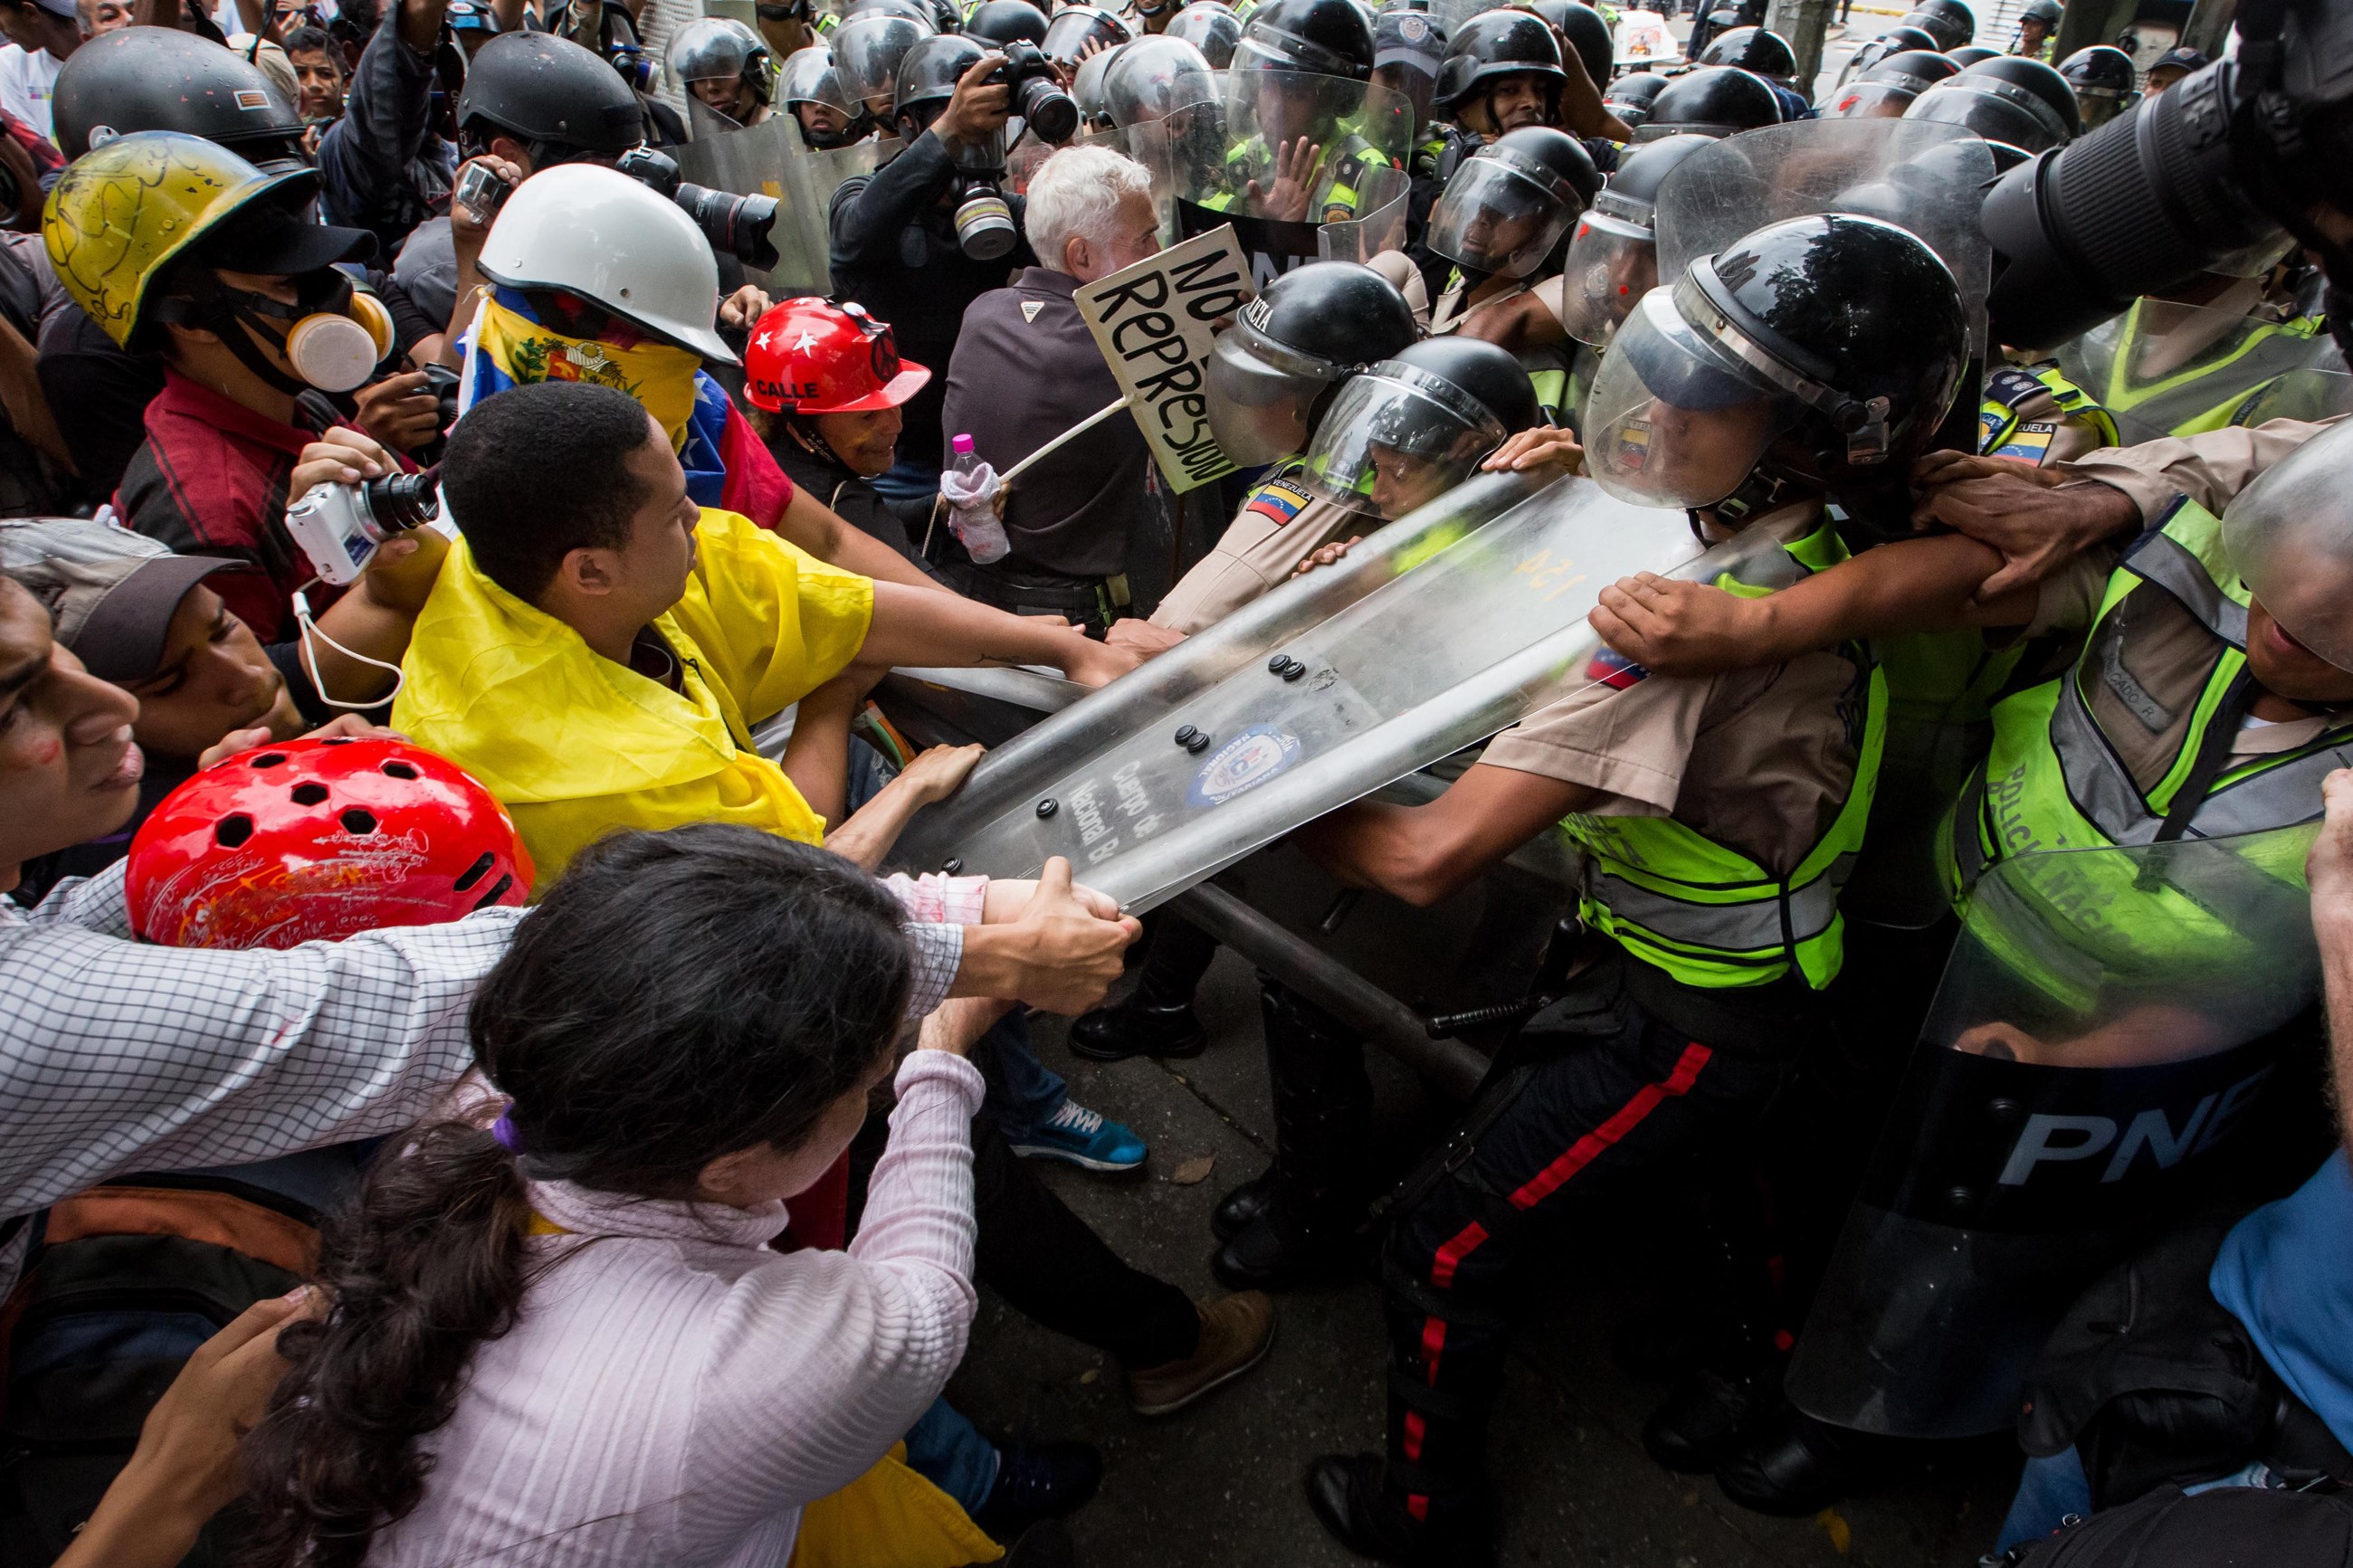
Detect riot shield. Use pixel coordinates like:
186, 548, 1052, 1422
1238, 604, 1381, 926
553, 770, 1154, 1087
1653, 119, 1996, 352
2053, 298, 2346, 446
1126, 72, 1414, 289
672, 123, 896, 297
1785, 828, 2323, 1440
885, 470, 1810, 911
1318, 182, 1408, 261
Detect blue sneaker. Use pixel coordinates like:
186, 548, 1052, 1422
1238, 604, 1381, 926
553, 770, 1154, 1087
1008, 1099, 1148, 1173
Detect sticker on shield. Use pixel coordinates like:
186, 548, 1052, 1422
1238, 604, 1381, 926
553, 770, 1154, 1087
1186, 725, 1302, 807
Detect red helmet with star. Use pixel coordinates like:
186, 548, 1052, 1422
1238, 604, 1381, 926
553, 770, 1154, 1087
743, 296, 932, 415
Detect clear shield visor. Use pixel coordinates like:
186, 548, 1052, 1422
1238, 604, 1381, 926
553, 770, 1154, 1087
1583, 288, 1801, 508
2222, 418, 2353, 672
1424, 151, 1577, 280
833, 14, 929, 103
1205, 320, 1345, 466
1829, 79, 1922, 118
1297, 362, 1508, 519
1554, 205, 1655, 347
782, 48, 853, 111
1043, 7, 1127, 63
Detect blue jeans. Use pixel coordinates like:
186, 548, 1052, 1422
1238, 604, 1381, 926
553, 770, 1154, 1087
1996, 1449, 2094, 1554
973, 1010, 1068, 1141
902, 1397, 999, 1514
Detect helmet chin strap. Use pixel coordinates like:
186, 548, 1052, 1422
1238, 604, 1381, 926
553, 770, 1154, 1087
155, 269, 352, 399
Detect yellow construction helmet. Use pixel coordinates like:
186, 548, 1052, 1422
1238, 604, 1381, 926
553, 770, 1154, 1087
43, 130, 319, 349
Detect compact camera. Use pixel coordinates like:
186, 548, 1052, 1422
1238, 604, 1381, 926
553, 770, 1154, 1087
284, 472, 442, 586
452, 158, 513, 226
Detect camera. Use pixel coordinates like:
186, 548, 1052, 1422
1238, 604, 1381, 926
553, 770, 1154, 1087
613, 145, 785, 272
453, 158, 512, 225
284, 472, 442, 586
1980, 0, 2353, 350
992, 40, 1079, 145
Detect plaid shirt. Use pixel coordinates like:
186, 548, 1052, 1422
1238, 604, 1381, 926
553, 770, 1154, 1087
0, 864, 970, 1289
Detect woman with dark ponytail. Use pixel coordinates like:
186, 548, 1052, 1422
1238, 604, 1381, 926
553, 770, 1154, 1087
236, 822, 1004, 1567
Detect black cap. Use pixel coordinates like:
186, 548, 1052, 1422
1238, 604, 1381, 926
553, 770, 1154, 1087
192, 193, 376, 274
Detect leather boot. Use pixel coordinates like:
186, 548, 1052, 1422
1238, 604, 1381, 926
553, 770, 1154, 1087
1211, 1173, 1272, 1241
1714, 1402, 1881, 1516
1305, 1452, 1495, 1568
1208, 981, 1369, 1290
1069, 915, 1216, 1062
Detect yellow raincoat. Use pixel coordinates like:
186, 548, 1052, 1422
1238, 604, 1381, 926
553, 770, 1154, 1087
394, 508, 873, 882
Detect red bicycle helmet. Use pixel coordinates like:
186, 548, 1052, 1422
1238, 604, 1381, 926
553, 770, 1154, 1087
127, 736, 534, 950
743, 296, 932, 414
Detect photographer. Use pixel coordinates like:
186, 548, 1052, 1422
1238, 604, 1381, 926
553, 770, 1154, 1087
391, 31, 645, 331
314, 0, 459, 256
938, 144, 1159, 632
829, 37, 1039, 506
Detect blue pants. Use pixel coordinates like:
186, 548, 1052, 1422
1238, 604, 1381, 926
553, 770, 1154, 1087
903, 1397, 998, 1514
1996, 1448, 2281, 1553
973, 1011, 1068, 1141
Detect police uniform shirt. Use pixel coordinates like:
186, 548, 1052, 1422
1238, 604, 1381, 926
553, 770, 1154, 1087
2062, 417, 2340, 525
1476, 503, 1872, 877
1148, 466, 1365, 634
1978, 366, 2115, 467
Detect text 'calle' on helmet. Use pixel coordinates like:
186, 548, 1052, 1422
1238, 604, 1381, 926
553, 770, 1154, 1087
744, 296, 933, 414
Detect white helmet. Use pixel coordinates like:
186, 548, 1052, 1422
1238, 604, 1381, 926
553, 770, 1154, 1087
475, 163, 736, 365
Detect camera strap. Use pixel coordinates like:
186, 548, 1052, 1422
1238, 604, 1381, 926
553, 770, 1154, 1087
291, 575, 409, 713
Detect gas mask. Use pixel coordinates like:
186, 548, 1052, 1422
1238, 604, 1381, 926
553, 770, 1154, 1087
158, 267, 395, 396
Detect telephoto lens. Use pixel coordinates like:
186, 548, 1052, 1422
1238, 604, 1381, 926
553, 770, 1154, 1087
677, 182, 785, 271
996, 40, 1079, 142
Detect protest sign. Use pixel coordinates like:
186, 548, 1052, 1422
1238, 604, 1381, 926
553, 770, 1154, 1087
1073, 223, 1254, 494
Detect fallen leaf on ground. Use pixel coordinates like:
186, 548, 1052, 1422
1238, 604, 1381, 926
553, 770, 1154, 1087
1816, 1506, 1852, 1554
1170, 1155, 1215, 1185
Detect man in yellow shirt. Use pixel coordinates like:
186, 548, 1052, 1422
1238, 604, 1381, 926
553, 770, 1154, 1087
397, 380, 1134, 882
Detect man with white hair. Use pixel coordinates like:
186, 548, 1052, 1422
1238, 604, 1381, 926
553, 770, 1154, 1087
938, 143, 1162, 633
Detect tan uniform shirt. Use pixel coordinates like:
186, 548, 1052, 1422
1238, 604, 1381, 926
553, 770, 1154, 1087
2061, 416, 2339, 521
1476, 505, 1870, 877
1149, 468, 1368, 634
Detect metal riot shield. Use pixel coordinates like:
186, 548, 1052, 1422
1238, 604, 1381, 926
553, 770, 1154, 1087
884, 470, 1810, 912
2053, 298, 2348, 447
1786, 827, 2324, 1440
1125, 72, 1413, 290
1653, 119, 1996, 353
672, 122, 896, 297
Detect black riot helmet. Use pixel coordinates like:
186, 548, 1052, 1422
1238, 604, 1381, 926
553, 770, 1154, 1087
1585, 214, 1967, 510
1831, 46, 1957, 118
1945, 44, 1999, 69
1167, 1, 1243, 66
456, 32, 649, 159
2017, 0, 2061, 25
1297, 335, 1540, 519
1898, 0, 1972, 52
53, 27, 307, 166
1839, 22, 1936, 84
1205, 261, 1416, 467
1698, 25, 1796, 83
967, 0, 1051, 44
1234, 0, 1376, 79
1904, 54, 2080, 156
2056, 44, 2137, 130
893, 31, 985, 119
1553, 130, 1712, 345
1603, 70, 1670, 130
1426, 125, 1596, 280
1519, 0, 1611, 90
1433, 11, 1563, 112
1633, 64, 1779, 141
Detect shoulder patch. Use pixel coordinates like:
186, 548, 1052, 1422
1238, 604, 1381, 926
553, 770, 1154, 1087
1244, 477, 1314, 527
1984, 365, 2051, 411
1586, 647, 1649, 689
1988, 420, 2058, 464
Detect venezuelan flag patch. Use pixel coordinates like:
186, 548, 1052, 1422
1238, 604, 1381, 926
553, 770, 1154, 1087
1245, 479, 1314, 527
1586, 648, 1650, 689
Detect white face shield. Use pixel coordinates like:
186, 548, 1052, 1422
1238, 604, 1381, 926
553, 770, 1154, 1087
1424, 143, 1581, 280
1553, 190, 1658, 347
1582, 287, 1804, 509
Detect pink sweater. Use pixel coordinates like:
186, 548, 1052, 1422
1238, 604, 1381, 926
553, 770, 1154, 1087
370, 1050, 986, 1567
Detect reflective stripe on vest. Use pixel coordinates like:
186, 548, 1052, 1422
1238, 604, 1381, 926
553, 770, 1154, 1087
2095, 300, 2326, 440
1561, 515, 1886, 991
1948, 496, 2353, 893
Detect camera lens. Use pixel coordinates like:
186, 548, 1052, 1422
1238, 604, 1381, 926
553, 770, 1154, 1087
1982, 62, 2283, 349
1018, 76, 1080, 144
678, 182, 783, 272
361, 472, 441, 534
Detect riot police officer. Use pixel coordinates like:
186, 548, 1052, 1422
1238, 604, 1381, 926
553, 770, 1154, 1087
1898, 0, 1972, 52
1429, 10, 1564, 155
1633, 63, 1781, 141
1275, 214, 1969, 1564
781, 45, 869, 148
1696, 25, 1809, 119
1203, 0, 1400, 223
665, 16, 776, 129
2057, 43, 2138, 131
1547, 130, 1713, 349
1166, 0, 1243, 67
1904, 53, 2081, 158
1604, 69, 1670, 132
1826, 46, 1956, 119
2012, 0, 2060, 62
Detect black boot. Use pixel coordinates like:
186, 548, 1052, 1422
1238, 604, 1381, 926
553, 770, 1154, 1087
1714, 1402, 1879, 1516
1643, 1358, 1781, 1473
1305, 1453, 1495, 1568
1211, 1173, 1272, 1240
974, 1441, 1103, 1539
1069, 915, 1216, 1062
1209, 981, 1369, 1290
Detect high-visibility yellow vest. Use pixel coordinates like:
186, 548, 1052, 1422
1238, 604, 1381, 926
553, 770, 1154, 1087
1560, 515, 1887, 991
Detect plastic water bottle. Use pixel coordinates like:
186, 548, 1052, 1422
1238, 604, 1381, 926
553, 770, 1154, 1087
939, 433, 1011, 565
